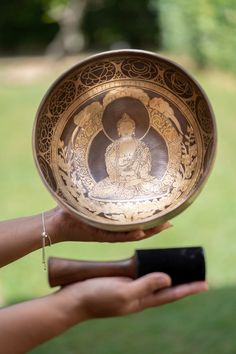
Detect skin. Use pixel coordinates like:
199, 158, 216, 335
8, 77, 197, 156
0, 207, 171, 268
0, 207, 208, 353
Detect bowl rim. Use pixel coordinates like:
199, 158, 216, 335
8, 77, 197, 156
32, 49, 217, 230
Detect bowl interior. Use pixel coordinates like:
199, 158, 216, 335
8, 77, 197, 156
34, 50, 216, 231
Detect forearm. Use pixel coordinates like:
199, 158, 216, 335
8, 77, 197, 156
0, 207, 169, 267
0, 291, 84, 354
0, 209, 60, 267
0, 274, 207, 353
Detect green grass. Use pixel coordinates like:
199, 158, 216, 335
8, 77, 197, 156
0, 56, 236, 353
30, 288, 236, 354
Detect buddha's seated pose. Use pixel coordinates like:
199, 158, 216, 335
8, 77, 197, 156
89, 113, 160, 200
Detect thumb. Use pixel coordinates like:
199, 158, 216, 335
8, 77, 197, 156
129, 273, 171, 298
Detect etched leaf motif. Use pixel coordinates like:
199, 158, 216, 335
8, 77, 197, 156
56, 87, 199, 223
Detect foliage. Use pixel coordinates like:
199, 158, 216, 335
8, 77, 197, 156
1, 0, 236, 74
0, 0, 59, 54
154, 0, 236, 72
81, 0, 161, 50
0, 0, 160, 54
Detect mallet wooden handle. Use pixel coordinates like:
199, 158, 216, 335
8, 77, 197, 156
48, 247, 205, 288
48, 256, 137, 287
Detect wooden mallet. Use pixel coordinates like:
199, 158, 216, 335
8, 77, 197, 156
48, 247, 206, 287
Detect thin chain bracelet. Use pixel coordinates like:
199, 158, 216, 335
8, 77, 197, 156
41, 212, 52, 271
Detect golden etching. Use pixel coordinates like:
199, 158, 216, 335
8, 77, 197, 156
34, 51, 216, 229
55, 87, 198, 222
89, 113, 160, 200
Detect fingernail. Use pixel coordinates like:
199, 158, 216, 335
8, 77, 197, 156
155, 274, 172, 286
161, 222, 173, 231
159, 278, 172, 288
136, 230, 146, 238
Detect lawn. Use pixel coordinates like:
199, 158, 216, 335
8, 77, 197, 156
0, 54, 236, 354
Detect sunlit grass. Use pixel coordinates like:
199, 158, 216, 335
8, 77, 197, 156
0, 55, 236, 353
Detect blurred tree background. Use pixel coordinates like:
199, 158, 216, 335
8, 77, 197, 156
0, 0, 235, 73
0, 0, 59, 54
1, 1, 236, 353
155, 0, 236, 71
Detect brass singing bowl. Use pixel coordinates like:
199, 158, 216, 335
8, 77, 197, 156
33, 50, 216, 232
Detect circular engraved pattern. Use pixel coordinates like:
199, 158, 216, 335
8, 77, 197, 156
33, 50, 216, 231
80, 61, 116, 86
164, 69, 193, 98
38, 156, 57, 191
36, 115, 53, 153
196, 97, 213, 133
44, 151, 51, 163
49, 81, 76, 115
121, 58, 158, 80
51, 115, 60, 125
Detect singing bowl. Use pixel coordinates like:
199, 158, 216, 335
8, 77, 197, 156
33, 50, 216, 232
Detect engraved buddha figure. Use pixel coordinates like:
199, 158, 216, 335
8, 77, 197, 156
89, 113, 160, 200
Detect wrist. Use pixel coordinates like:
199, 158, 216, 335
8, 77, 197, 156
53, 285, 88, 326
44, 207, 66, 244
